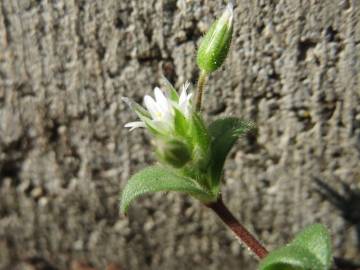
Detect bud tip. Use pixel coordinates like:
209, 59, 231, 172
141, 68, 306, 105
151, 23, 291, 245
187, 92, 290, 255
196, 2, 234, 73
226, 2, 233, 14
224, 2, 234, 25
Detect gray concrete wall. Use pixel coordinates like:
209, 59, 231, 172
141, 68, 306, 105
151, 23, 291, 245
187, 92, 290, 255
0, 0, 359, 269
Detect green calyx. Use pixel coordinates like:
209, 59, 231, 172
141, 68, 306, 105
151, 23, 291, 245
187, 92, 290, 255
156, 139, 192, 168
197, 3, 234, 73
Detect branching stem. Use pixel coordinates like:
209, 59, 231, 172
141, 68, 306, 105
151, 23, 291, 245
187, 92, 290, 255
206, 197, 269, 260
195, 70, 208, 111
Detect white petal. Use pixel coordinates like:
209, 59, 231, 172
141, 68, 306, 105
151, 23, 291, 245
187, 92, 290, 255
183, 105, 190, 117
144, 95, 160, 119
179, 81, 191, 104
152, 120, 171, 133
124, 121, 146, 131
179, 89, 187, 105
183, 81, 190, 92
178, 85, 193, 117
186, 92, 193, 101
163, 110, 174, 124
154, 87, 170, 114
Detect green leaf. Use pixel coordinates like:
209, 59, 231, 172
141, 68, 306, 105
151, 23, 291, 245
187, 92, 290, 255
174, 108, 188, 137
191, 113, 210, 150
259, 224, 332, 270
190, 113, 211, 167
259, 245, 325, 270
291, 224, 332, 269
208, 117, 254, 185
120, 166, 213, 214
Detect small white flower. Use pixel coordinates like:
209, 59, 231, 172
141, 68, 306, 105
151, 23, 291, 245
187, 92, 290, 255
123, 82, 193, 134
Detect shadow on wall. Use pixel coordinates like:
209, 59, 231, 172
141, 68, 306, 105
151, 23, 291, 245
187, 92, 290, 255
314, 178, 360, 270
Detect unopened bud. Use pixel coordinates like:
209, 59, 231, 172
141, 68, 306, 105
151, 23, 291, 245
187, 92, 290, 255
157, 139, 191, 168
197, 3, 234, 73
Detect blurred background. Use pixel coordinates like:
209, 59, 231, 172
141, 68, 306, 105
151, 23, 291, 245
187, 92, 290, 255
0, 0, 359, 269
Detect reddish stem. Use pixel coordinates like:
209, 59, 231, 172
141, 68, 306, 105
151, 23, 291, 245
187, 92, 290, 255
206, 197, 268, 260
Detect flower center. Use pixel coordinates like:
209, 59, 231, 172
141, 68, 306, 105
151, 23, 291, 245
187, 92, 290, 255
156, 111, 163, 119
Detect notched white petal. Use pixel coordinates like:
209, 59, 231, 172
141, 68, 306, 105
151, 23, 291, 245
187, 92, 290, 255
154, 87, 170, 113
124, 121, 146, 131
183, 81, 190, 91
144, 95, 160, 119
179, 81, 191, 102
179, 89, 187, 105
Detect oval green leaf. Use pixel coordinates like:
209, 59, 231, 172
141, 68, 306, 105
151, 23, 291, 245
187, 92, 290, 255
120, 166, 213, 214
259, 245, 325, 270
208, 117, 254, 186
291, 224, 332, 269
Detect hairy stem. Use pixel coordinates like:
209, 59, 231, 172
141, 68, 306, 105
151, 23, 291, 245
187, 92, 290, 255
195, 70, 208, 111
206, 197, 268, 260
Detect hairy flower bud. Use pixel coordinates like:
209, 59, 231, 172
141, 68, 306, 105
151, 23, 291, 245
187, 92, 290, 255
197, 3, 234, 73
157, 139, 192, 168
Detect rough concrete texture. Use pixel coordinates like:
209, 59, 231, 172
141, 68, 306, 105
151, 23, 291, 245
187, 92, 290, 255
0, 0, 359, 269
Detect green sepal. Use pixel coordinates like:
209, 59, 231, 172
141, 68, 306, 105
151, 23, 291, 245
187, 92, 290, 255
137, 113, 162, 136
208, 117, 254, 186
162, 76, 179, 102
189, 113, 211, 169
156, 139, 192, 168
122, 97, 151, 119
120, 166, 214, 214
121, 97, 162, 136
173, 107, 188, 138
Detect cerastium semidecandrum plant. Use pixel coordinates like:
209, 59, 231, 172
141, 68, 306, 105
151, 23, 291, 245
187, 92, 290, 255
120, 3, 333, 270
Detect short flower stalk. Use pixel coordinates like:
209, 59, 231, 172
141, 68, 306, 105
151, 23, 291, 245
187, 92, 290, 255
195, 70, 207, 112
